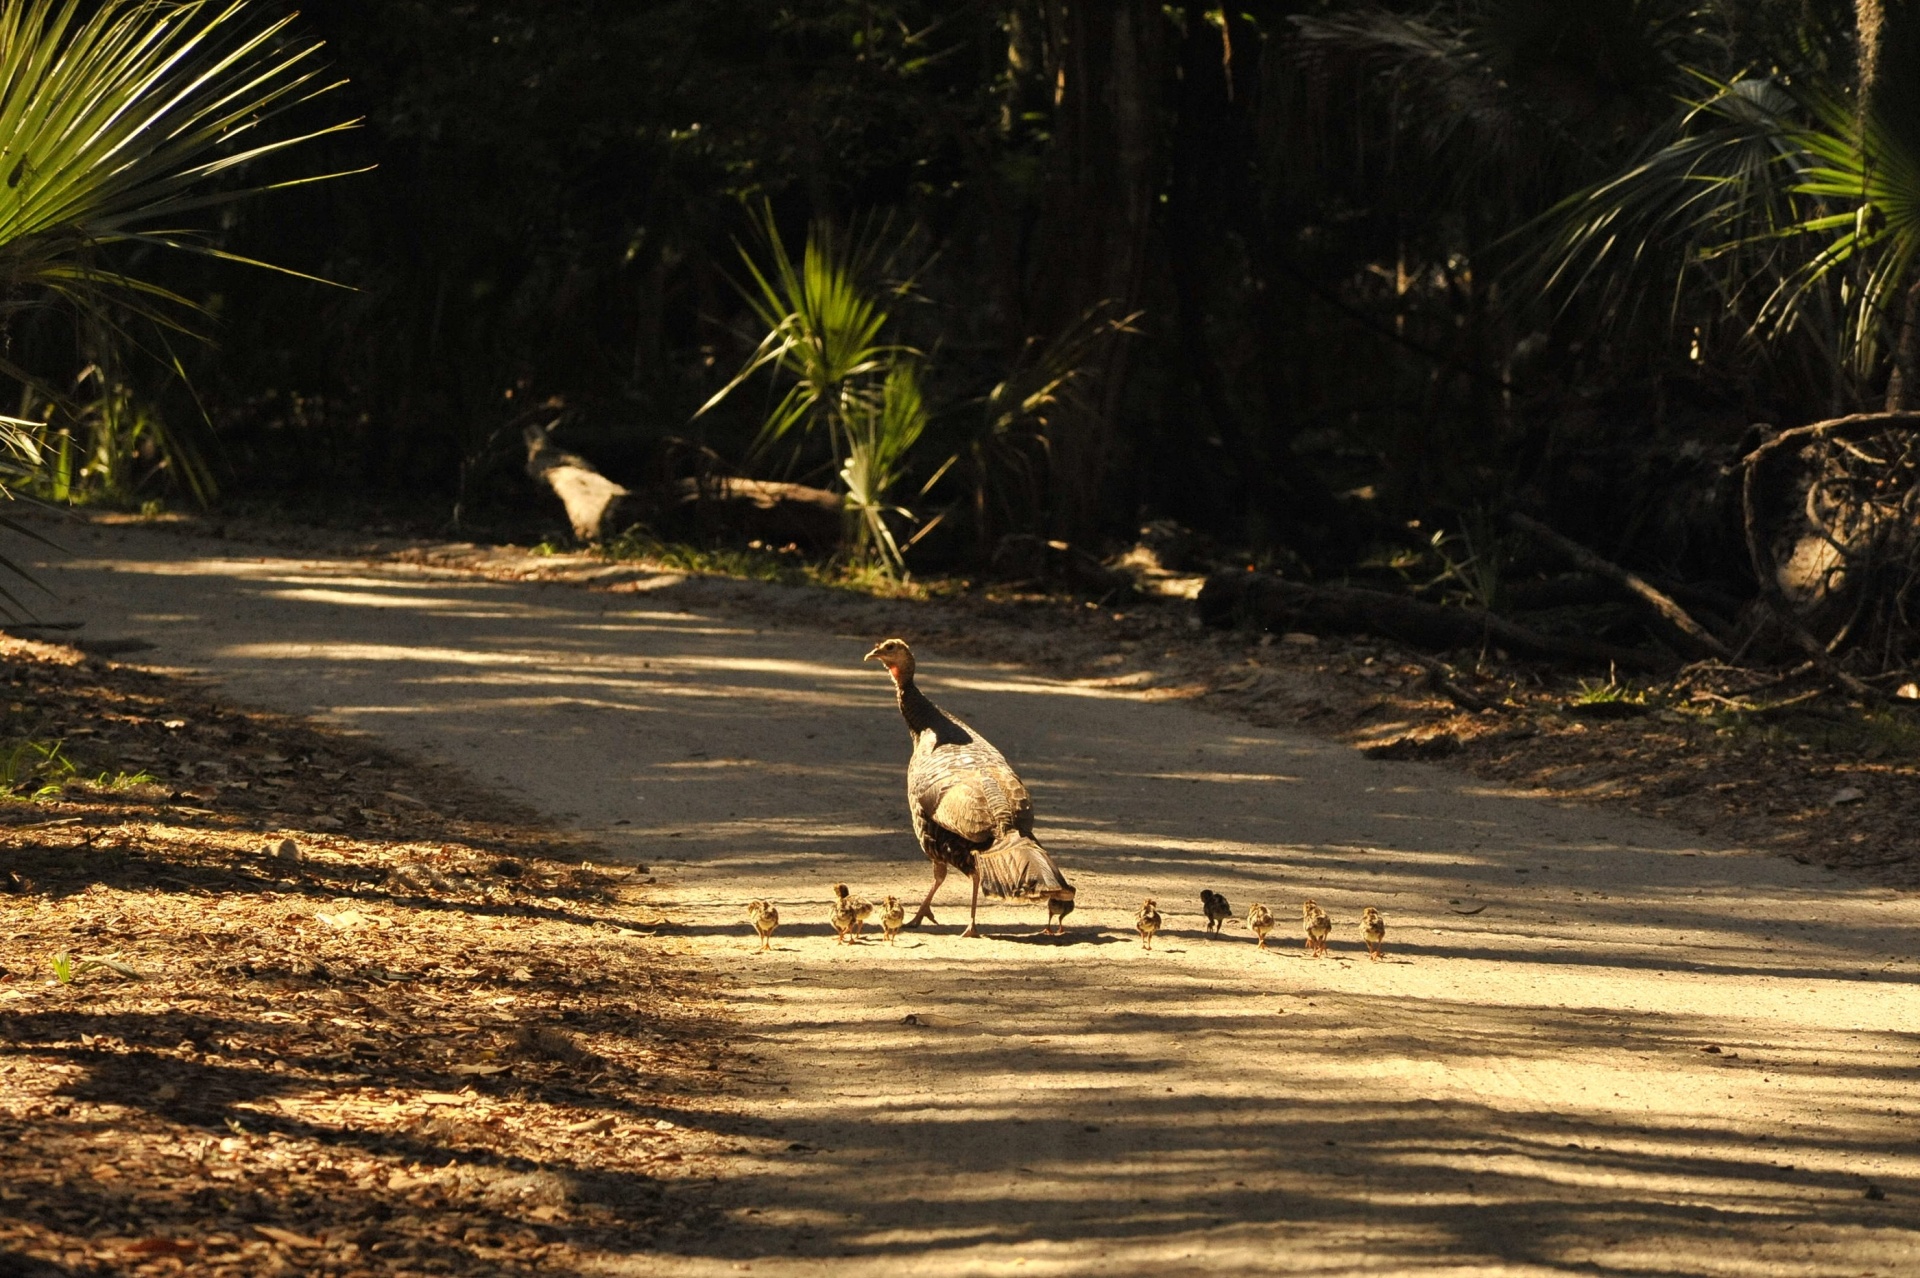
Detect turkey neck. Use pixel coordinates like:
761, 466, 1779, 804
891, 669, 946, 735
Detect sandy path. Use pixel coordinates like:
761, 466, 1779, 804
26, 520, 1920, 1275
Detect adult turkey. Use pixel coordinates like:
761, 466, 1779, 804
864, 638, 1075, 937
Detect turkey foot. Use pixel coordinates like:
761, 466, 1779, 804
907, 860, 948, 928
962, 874, 983, 938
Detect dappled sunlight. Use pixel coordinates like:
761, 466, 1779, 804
221, 640, 558, 666
264, 587, 527, 614
27, 524, 1920, 1273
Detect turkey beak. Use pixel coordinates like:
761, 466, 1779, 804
863, 645, 884, 662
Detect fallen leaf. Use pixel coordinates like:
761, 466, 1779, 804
125, 1238, 197, 1257
566, 1114, 616, 1134
1898, 683, 1919, 700
418, 1092, 469, 1106
1830, 787, 1864, 805
90, 1164, 121, 1181
447, 1063, 509, 1077
315, 909, 367, 931
653, 1119, 676, 1131
253, 1225, 321, 1249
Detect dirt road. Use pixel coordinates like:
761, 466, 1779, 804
28, 519, 1920, 1275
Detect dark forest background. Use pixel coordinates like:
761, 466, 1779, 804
23, 0, 1920, 620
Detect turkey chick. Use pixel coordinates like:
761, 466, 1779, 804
1200, 889, 1234, 937
1361, 906, 1386, 960
1246, 902, 1275, 949
1135, 898, 1162, 951
745, 899, 779, 952
880, 895, 906, 945
1302, 899, 1332, 957
831, 883, 873, 944
1047, 893, 1075, 935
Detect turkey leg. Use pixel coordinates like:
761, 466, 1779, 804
962, 873, 981, 938
907, 860, 946, 928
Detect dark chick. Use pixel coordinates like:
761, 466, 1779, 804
1200, 889, 1234, 938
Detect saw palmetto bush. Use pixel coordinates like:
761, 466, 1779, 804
1526, 12, 1920, 669
0, 0, 353, 499
698, 205, 936, 577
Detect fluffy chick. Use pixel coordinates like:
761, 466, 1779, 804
745, 899, 780, 952
1246, 902, 1275, 949
1302, 899, 1332, 957
880, 895, 906, 945
1046, 891, 1076, 936
831, 883, 873, 944
1135, 898, 1162, 951
1200, 889, 1234, 938
1361, 906, 1386, 960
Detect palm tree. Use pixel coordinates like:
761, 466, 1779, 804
1530, 7, 1920, 409
0, 0, 352, 584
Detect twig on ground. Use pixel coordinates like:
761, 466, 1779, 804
1403, 652, 1505, 714
1508, 512, 1731, 660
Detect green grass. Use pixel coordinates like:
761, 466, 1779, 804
595, 528, 934, 599
0, 738, 75, 799
0, 737, 153, 801
1716, 704, 1920, 760
1570, 673, 1653, 707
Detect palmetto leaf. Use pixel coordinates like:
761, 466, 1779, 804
0, 0, 354, 600
696, 200, 910, 459
1522, 69, 1920, 383
0, 0, 357, 313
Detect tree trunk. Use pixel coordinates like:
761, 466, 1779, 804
1027, 1, 1165, 545
1860, 2, 1920, 407
1168, 12, 1269, 534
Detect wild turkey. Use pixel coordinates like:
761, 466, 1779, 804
880, 895, 906, 944
1302, 899, 1331, 957
831, 883, 873, 944
1246, 902, 1275, 949
1200, 889, 1233, 937
745, 899, 779, 952
865, 638, 1075, 937
1361, 906, 1386, 960
1134, 898, 1162, 950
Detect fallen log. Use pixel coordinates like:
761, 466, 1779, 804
1508, 512, 1731, 660
524, 421, 633, 542
1198, 571, 1666, 671
663, 476, 843, 551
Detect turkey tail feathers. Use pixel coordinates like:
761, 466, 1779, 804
975, 832, 1073, 901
